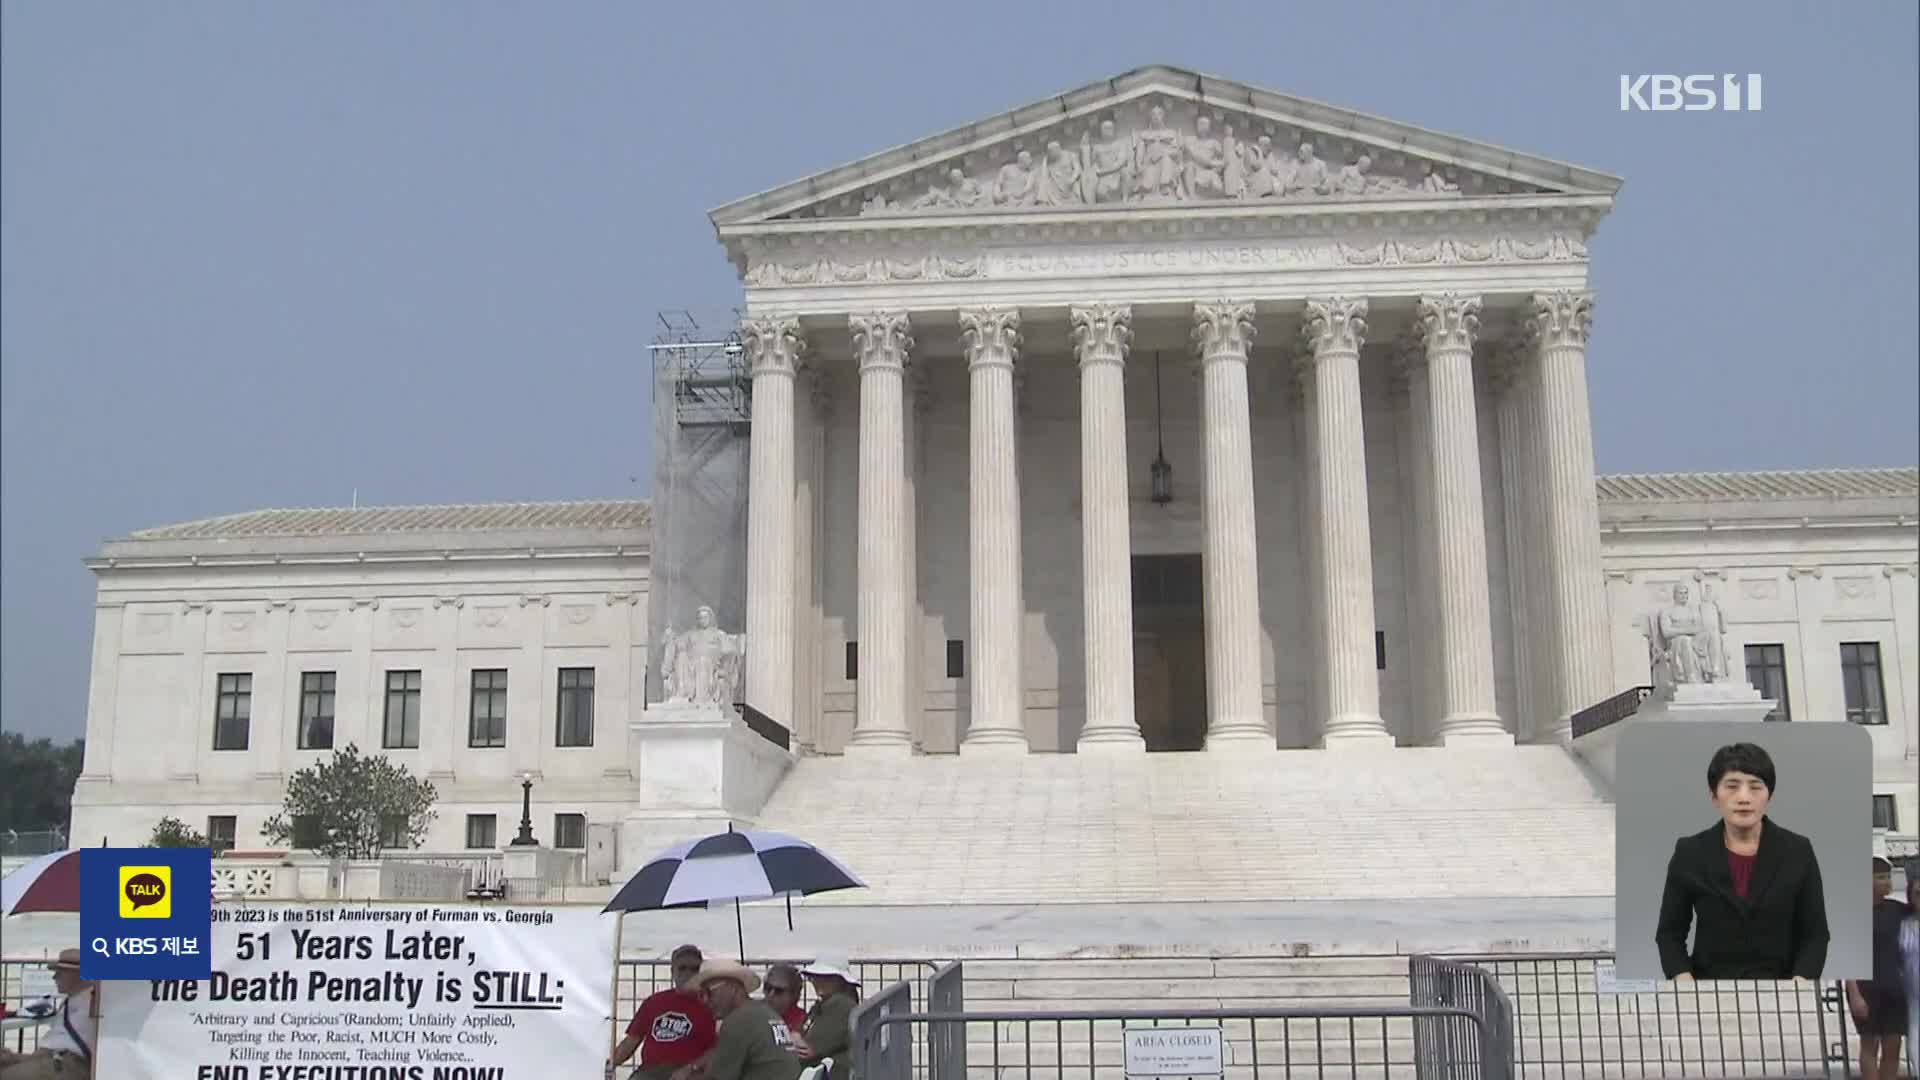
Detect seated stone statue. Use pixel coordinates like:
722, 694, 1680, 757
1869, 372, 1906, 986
1652, 583, 1708, 686
660, 605, 744, 706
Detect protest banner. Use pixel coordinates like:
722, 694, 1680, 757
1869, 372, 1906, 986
99, 903, 616, 1080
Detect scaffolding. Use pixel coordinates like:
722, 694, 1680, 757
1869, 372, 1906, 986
645, 310, 752, 703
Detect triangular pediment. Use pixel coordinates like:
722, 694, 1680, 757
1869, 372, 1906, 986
711, 65, 1620, 227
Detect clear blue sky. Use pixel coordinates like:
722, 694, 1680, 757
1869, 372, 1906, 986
4, 2, 1916, 740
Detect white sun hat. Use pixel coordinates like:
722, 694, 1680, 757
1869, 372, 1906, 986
799, 956, 862, 985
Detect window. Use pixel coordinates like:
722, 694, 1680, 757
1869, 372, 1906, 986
1872, 794, 1898, 831
946, 640, 965, 679
299, 672, 337, 749
207, 816, 237, 853
553, 813, 587, 850
1375, 632, 1387, 672
213, 673, 252, 751
845, 641, 858, 681
556, 668, 595, 747
465, 814, 497, 850
1840, 642, 1888, 725
469, 669, 508, 748
379, 815, 411, 850
1743, 644, 1791, 722
383, 670, 423, 748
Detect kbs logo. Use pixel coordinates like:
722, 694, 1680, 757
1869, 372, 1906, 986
651, 1012, 694, 1042
1620, 75, 1763, 112
118, 865, 172, 919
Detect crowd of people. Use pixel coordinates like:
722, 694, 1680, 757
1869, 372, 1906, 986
608, 945, 861, 1080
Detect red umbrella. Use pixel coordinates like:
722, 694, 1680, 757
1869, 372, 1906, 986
2, 850, 81, 916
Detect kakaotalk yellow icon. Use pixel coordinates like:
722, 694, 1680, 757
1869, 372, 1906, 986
119, 865, 172, 919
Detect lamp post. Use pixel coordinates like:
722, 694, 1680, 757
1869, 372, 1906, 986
510, 773, 538, 847
1149, 351, 1174, 504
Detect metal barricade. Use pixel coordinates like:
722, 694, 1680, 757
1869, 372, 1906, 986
1449, 952, 1844, 1077
855, 998, 1506, 1079
1410, 955, 1514, 1080
852, 979, 916, 1080
926, 961, 965, 1080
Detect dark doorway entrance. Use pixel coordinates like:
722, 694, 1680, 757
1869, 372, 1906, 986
1132, 553, 1208, 751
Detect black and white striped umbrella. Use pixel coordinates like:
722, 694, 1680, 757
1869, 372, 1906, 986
604, 827, 866, 942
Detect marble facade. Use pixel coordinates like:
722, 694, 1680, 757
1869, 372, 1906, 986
63, 66, 1919, 865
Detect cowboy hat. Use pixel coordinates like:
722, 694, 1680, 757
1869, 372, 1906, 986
799, 956, 861, 985
50, 948, 82, 970
691, 958, 761, 995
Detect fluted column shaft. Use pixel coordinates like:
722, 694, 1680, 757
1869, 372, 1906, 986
1072, 305, 1144, 750
1419, 294, 1509, 744
1192, 301, 1269, 746
1304, 297, 1392, 746
849, 312, 915, 755
1531, 291, 1610, 740
1519, 343, 1561, 740
961, 308, 1028, 752
1492, 347, 1542, 742
742, 317, 805, 728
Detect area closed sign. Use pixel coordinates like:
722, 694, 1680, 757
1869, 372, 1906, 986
1124, 1027, 1225, 1077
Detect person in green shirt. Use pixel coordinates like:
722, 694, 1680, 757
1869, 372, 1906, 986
797, 957, 862, 1072
693, 959, 802, 1080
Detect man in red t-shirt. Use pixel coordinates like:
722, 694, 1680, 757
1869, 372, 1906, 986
609, 945, 719, 1080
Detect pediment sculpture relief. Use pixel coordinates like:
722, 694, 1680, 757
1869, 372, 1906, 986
844, 99, 1496, 218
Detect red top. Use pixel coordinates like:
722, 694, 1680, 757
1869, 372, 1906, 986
782, 1004, 807, 1037
626, 987, 717, 1067
1728, 850, 1756, 899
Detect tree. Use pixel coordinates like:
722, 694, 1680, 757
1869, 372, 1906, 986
0, 733, 85, 833
262, 744, 436, 860
148, 816, 207, 848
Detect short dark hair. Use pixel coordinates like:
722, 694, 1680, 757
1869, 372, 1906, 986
672, 944, 703, 965
1707, 742, 1776, 793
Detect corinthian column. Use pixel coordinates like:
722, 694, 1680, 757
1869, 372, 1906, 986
1530, 290, 1611, 740
742, 316, 805, 729
848, 311, 915, 756
1302, 297, 1392, 747
960, 307, 1028, 753
1071, 304, 1144, 751
1490, 342, 1545, 743
1417, 294, 1510, 744
1191, 301, 1269, 747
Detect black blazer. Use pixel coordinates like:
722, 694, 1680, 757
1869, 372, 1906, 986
1655, 817, 1830, 980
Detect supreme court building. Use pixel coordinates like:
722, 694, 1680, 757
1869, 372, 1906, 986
71, 67, 1917, 883
717, 64, 1631, 756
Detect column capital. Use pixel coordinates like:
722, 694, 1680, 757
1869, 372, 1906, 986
1071, 303, 1133, 368
1191, 300, 1256, 363
1527, 290, 1594, 349
1417, 292, 1483, 354
740, 316, 807, 377
849, 311, 914, 372
959, 307, 1022, 371
1302, 296, 1369, 357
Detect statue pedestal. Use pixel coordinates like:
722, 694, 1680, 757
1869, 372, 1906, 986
1573, 681, 1776, 788
619, 703, 795, 873
1639, 680, 1776, 725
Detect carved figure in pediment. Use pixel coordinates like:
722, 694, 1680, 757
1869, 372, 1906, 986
862, 192, 893, 214
1220, 124, 1245, 198
1037, 139, 1083, 206
1239, 135, 1278, 199
1282, 141, 1330, 197
995, 148, 1040, 207
660, 604, 744, 706
1183, 115, 1229, 201
1133, 105, 1183, 200
911, 166, 987, 211
1082, 119, 1133, 204
1419, 162, 1460, 194
1333, 154, 1373, 196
